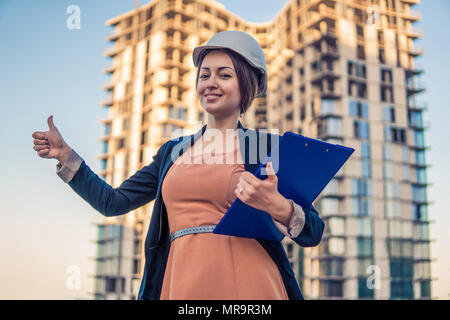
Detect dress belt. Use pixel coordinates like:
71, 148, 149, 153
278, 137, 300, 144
170, 225, 217, 243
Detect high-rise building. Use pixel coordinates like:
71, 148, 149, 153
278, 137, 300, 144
93, 0, 432, 300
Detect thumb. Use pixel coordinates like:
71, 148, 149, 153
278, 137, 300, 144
265, 161, 277, 182
47, 115, 56, 130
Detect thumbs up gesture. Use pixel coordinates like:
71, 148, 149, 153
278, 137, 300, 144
32, 115, 72, 163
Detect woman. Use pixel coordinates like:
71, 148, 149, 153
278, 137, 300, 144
32, 30, 324, 300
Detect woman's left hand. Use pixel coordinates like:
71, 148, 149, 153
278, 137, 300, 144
235, 161, 293, 226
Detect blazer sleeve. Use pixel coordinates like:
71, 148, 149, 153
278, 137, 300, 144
56, 142, 168, 217
272, 199, 306, 238
290, 203, 325, 247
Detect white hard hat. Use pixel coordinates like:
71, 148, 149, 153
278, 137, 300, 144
193, 30, 267, 98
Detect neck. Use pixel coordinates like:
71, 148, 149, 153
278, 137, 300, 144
205, 113, 240, 137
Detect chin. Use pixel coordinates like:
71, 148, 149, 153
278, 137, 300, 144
203, 105, 237, 119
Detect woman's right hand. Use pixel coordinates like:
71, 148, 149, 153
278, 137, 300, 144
32, 115, 72, 164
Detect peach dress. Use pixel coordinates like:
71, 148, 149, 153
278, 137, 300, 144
159, 135, 288, 300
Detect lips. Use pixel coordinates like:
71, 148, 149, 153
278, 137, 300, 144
205, 93, 222, 102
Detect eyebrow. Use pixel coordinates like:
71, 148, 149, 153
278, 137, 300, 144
200, 66, 234, 72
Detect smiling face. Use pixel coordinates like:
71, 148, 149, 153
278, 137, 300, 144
196, 50, 241, 119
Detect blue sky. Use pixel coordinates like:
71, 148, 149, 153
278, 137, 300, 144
0, 0, 448, 299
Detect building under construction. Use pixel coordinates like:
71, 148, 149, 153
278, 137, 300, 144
93, 0, 431, 300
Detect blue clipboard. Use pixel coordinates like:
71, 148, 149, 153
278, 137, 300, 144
213, 131, 355, 242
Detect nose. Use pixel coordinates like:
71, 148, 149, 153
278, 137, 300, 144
204, 74, 219, 89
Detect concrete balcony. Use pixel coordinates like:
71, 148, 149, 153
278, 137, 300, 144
409, 46, 424, 57
101, 97, 113, 107
400, 0, 420, 4
104, 45, 123, 58
102, 81, 114, 91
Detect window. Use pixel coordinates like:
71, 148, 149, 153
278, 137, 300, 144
327, 118, 341, 135
415, 150, 426, 166
327, 217, 345, 236
414, 130, 425, 147
318, 118, 341, 137
354, 120, 370, 139
408, 110, 423, 127
388, 240, 413, 258
415, 261, 430, 278
357, 237, 373, 257
403, 165, 410, 181
420, 281, 431, 297
384, 182, 399, 199
102, 141, 109, 154
349, 99, 369, 118
300, 105, 306, 120
383, 144, 392, 160
320, 198, 339, 216
381, 86, 394, 102
357, 44, 365, 60
321, 99, 335, 115
104, 123, 111, 135
414, 204, 428, 221
323, 178, 338, 195
383, 163, 393, 179
329, 237, 346, 255
417, 223, 429, 241
351, 179, 372, 196
357, 258, 374, 276
361, 142, 370, 158
385, 200, 400, 218
140, 129, 147, 145
358, 278, 374, 298
412, 185, 427, 203
361, 159, 371, 177
416, 168, 427, 184
384, 126, 406, 144
352, 199, 373, 216
357, 218, 373, 236
402, 146, 409, 162
169, 105, 188, 121
390, 259, 413, 277
101, 159, 107, 171
381, 68, 393, 83
320, 259, 344, 276
117, 137, 126, 150
320, 280, 343, 297
105, 278, 117, 293
122, 117, 130, 131
390, 280, 413, 299
388, 220, 413, 239
383, 105, 395, 122
415, 242, 430, 259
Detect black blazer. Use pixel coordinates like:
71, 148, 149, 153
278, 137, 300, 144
66, 120, 325, 299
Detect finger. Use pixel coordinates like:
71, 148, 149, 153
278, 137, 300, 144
34, 144, 49, 152
238, 177, 254, 194
38, 148, 50, 157
234, 187, 247, 202
240, 171, 261, 186
32, 131, 47, 139
34, 138, 48, 145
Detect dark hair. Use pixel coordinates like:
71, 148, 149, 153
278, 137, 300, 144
195, 48, 260, 115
